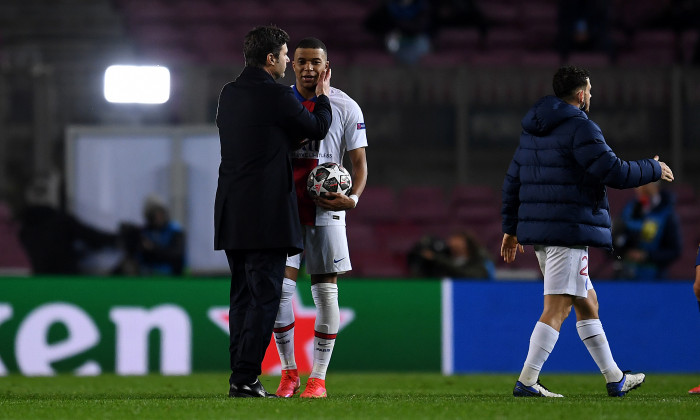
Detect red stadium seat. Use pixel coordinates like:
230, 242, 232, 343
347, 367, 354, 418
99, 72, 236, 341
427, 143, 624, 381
350, 250, 409, 277
453, 204, 499, 224
449, 185, 498, 208
376, 224, 426, 255
565, 52, 611, 68
347, 223, 382, 252
396, 186, 449, 223
346, 186, 398, 224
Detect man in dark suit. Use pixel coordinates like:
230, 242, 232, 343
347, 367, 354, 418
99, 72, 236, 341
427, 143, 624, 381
214, 25, 332, 398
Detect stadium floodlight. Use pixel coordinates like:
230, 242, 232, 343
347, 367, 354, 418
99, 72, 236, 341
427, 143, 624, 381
104, 65, 170, 104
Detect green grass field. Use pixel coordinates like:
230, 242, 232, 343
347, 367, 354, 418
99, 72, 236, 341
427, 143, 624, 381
1, 373, 700, 419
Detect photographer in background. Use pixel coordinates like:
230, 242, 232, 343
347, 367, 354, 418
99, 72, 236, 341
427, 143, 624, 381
408, 230, 494, 279
118, 195, 185, 276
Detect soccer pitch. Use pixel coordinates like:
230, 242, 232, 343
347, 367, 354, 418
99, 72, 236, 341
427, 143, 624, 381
1, 373, 699, 419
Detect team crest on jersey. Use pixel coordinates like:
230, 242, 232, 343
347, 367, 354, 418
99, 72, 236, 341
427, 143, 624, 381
357, 122, 366, 130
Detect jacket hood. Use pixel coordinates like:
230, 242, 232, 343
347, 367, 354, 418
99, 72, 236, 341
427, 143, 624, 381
521, 95, 587, 136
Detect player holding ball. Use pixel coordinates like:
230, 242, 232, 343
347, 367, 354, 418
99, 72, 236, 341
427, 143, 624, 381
273, 37, 368, 398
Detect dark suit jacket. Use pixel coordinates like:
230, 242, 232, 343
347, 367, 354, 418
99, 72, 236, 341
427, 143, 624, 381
214, 66, 332, 255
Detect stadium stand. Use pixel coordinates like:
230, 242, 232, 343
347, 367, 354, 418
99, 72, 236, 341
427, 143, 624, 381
1, 0, 699, 279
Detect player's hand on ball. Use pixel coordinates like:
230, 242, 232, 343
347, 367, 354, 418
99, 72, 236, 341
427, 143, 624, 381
314, 192, 353, 210
653, 155, 674, 182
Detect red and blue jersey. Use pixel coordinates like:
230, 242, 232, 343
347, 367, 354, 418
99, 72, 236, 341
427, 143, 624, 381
290, 85, 367, 226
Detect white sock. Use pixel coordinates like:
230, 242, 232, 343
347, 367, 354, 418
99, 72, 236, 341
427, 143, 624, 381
274, 278, 297, 370
576, 319, 623, 383
519, 322, 559, 386
309, 283, 339, 380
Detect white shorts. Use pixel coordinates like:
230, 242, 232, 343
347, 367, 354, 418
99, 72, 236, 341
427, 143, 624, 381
534, 245, 593, 298
286, 225, 351, 275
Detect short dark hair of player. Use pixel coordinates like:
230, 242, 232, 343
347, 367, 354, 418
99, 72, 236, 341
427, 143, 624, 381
295, 37, 328, 58
243, 25, 290, 68
552, 65, 591, 100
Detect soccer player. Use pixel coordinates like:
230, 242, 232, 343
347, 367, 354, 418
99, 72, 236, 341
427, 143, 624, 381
273, 37, 368, 399
689, 243, 700, 394
501, 65, 674, 397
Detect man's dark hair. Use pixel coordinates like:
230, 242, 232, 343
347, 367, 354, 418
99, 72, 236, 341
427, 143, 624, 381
243, 25, 290, 68
295, 37, 328, 58
552, 66, 590, 99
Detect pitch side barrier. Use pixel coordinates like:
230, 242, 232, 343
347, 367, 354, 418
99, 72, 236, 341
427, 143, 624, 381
0, 277, 696, 375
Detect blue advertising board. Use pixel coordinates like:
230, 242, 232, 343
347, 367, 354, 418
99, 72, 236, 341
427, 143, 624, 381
443, 280, 700, 374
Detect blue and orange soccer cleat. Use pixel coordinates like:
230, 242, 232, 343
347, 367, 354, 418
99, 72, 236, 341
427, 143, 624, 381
300, 377, 327, 398
275, 369, 300, 398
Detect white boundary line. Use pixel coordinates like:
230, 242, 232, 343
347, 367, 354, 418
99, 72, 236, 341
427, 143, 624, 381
441, 278, 453, 375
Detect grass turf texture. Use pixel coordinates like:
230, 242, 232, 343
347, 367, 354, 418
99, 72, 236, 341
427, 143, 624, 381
1, 373, 700, 419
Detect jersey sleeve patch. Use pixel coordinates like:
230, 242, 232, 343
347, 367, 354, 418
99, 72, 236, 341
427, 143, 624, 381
357, 122, 366, 130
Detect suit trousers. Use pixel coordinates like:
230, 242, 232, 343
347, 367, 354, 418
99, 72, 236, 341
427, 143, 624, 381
225, 248, 287, 385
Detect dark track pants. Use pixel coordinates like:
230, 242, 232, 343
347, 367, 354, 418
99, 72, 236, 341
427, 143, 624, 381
225, 249, 286, 385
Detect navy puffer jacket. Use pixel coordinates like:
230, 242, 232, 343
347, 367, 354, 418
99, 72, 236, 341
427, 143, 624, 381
501, 96, 662, 250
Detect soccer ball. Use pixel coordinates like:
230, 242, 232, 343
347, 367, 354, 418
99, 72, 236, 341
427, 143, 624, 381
307, 162, 352, 198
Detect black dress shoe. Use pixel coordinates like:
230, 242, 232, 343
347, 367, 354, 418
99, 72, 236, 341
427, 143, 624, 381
229, 378, 278, 398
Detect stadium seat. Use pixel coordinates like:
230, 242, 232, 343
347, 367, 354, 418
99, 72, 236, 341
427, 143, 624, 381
677, 204, 700, 223
634, 30, 676, 50
172, 1, 221, 23
453, 204, 499, 224
485, 28, 524, 50
402, 200, 450, 224
346, 186, 398, 224
347, 223, 381, 252
350, 250, 409, 277
469, 49, 522, 66
269, 0, 322, 21
132, 23, 187, 46
669, 183, 696, 205
433, 28, 481, 52
350, 49, 397, 67
479, 1, 519, 26
618, 49, 675, 67
449, 185, 498, 208
120, 0, 175, 24
519, 51, 561, 67
398, 186, 446, 203
419, 51, 471, 67
218, 1, 272, 23
376, 224, 426, 256
327, 22, 380, 51
565, 52, 611, 68
138, 44, 200, 64
396, 186, 449, 223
